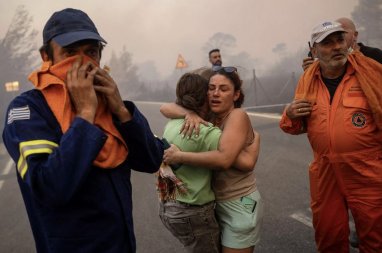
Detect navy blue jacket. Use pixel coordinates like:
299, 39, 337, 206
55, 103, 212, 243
358, 42, 382, 64
2, 89, 164, 253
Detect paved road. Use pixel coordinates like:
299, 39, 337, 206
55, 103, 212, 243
0, 102, 358, 253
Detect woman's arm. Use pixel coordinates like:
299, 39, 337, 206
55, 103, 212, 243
163, 109, 252, 170
233, 129, 260, 171
160, 103, 208, 137
160, 102, 189, 119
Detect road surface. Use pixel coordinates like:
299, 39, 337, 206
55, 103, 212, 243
0, 101, 358, 253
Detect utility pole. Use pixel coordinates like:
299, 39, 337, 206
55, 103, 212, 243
252, 69, 256, 107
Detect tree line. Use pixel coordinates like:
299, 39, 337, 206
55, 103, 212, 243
1, 1, 381, 128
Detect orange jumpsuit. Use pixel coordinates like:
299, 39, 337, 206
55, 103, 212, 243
280, 64, 382, 253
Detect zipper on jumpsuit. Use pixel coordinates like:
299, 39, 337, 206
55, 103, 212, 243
326, 74, 349, 157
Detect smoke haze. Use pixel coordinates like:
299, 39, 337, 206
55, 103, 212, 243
0, 0, 358, 78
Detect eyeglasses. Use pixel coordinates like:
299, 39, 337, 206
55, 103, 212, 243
212, 66, 237, 73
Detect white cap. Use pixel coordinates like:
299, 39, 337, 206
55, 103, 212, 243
311, 21, 345, 45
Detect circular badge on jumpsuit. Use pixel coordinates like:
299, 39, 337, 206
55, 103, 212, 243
352, 112, 366, 128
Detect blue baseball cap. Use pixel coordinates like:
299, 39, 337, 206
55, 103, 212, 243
43, 8, 106, 46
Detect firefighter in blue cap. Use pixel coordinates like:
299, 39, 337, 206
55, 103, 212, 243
2, 8, 164, 253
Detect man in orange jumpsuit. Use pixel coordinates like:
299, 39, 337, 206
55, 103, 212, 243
280, 21, 382, 253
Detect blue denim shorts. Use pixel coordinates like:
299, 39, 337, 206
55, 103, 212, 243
159, 200, 220, 253
216, 190, 264, 249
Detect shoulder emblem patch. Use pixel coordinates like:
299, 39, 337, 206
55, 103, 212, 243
7, 105, 30, 124
351, 112, 366, 128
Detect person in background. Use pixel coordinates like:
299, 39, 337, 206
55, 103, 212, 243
2, 8, 164, 253
337, 17, 382, 63
209, 48, 223, 67
280, 21, 382, 252
163, 66, 263, 253
302, 17, 382, 70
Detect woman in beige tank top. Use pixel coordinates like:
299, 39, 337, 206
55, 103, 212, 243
162, 66, 264, 253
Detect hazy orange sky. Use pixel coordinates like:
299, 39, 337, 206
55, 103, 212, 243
1, 0, 358, 77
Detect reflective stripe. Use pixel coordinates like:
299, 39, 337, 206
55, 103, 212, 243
18, 140, 58, 179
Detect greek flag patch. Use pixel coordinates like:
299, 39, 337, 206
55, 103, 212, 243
7, 106, 30, 124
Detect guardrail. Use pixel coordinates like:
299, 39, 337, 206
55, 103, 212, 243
244, 103, 288, 114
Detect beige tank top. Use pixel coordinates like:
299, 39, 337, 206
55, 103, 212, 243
212, 110, 257, 201
213, 169, 257, 201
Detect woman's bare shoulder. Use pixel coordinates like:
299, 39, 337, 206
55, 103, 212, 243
223, 109, 251, 133
228, 108, 250, 121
